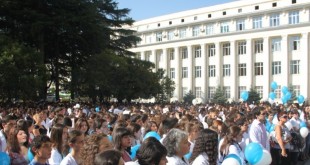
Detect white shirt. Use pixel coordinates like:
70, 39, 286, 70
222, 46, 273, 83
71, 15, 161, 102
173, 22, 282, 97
249, 119, 270, 151
239, 132, 250, 152
290, 117, 301, 130
218, 139, 246, 165
191, 152, 209, 165
48, 148, 63, 165
0, 130, 7, 152
167, 155, 189, 165
60, 153, 78, 165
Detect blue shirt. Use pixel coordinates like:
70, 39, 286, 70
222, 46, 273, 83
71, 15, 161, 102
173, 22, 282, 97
28, 159, 49, 165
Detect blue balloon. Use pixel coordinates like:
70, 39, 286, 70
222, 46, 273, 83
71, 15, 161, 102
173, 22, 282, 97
0, 152, 10, 165
281, 95, 288, 104
271, 81, 278, 90
282, 86, 289, 94
297, 95, 305, 104
300, 121, 307, 128
245, 143, 263, 165
269, 124, 275, 132
224, 154, 242, 165
285, 92, 292, 100
184, 152, 192, 160
107, 135, 113, 142
241, 91, 249, 101
95, 107, 100, 112
130, 144, 141, 160
143, 131, 161, 141
269, 92, 276, 100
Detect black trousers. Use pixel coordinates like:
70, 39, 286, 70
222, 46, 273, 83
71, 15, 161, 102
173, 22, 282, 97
271, 148, 291, 165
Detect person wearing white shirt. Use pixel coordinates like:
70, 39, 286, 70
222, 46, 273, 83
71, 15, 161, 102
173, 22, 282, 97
60, 130, 84, 165
48, 124, 68, 165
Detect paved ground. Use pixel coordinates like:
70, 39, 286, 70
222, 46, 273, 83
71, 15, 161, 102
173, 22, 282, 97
297, 158, 310, 165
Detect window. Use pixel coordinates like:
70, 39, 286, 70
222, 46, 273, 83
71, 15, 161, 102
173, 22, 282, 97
208, 14, 212, 18
167, 30, 174, 40
182, 67, 188, 78
292, 0, 296, 4
169, 21, 172, 25
272, 3, 277, 7
238, 63, 246, 76
254, 39, 263, 53
181, 19, 184, 23
271, 38, 281, 52
192, 26, 200, 37
224, 86, 231, 98
223, 64, 231, 77
208, 87, 215, 99
158, 68, 164, 78
238, 86, 246, 99
293, 85, 300, 96
255, 6, 259, 10
290, 60, 300, 74
238, 41, 247, 55
255, 86, 263, 98
253, 16, 262, 29
194, 16, 198, 20
157, 23, 160, 27
179, 28, 187, 38
238, 9, 242, 13
208, 44, 216, 57
156, 32, 162, 42
223, 43, 230, 56
145, 51, 151, 61
290, 36, 300, 51
289, 11, 299, 24
272, 61, 281, 75
209, 65, 216, 77
136, 53, 141, 59
255, 62, 263, 75
170, 68, 175, 79
270, 13, 280, 27
221, 21, 230, 33
195, 66, 202, 78
194, 46, 201, 58
275, 86, 281, 98
236, 19, 245, 31
223, 11, 226, 15
195, 87, 202, 98
206, 24, 214, 35
169, 49, 175, 60
181, 47, 188, 59
182, 87, 188, 97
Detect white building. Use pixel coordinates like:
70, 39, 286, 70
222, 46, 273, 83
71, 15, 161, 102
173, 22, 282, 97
126, 0, 310, 103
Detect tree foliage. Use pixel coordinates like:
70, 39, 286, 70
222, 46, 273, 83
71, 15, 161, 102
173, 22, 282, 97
247, 88, 262, 104
212, 86, 227, 105
183, 90, 195, 104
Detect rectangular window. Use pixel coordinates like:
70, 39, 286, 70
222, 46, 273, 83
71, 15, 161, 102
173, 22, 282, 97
238, 41, 247, 55
156, 32, 162, 42
220, 21, 230, 33
236, 19, 245, 31
272, 61, 281, 75
271, 38, 281, 52
224, 86, 231, 98
170, 68, 175, 79
145, 51, 151, 61
238, 86, 246, 99
195, 66, 202, 78
223, 43, 231, 56
169, 49, 175, 60
167, 30, 174, 40
255, 86, 263, 98
182, 67, 188, 78
182, 87, 188, 97
179, 28, 187, 38
254, 40, 263, 53
293, 85, 300, 96
194, 46, 201, 58
192, 26, 200, 37
238, 63, 247, 76
181, 47, 188, 59
195, 87, 202, 98
206, 24, 214, 35
290, 60, 300, 74
289, 11, 299, 24
223, 64, 231, 77
136, 53, 141, 60
290, 36, 300, 51
270, 13, 280, 27
208, 44, 216, 57
255, 62, 263, 75
208, 87, 216, 99
253, 16, 262, 29
209, 65, 216, 77
275, 86, 281, 99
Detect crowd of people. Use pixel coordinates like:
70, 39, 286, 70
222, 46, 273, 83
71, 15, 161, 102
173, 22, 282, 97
0, 101, 309, 165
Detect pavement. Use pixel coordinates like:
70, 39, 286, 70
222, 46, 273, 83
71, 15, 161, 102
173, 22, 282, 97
297, 158, 310, 165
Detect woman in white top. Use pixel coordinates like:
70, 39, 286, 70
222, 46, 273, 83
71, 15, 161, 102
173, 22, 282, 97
218, 126, 245, 165
60, 130, 84, 165
189, 129, 218, 165
48, 124, 68, 165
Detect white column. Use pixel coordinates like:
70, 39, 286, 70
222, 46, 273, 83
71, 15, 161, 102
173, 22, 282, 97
300, 33, 309, 100
215, 42, 222, 86
141, 51, 145, 61
201, 44, 207, 101
246, 39, 253, 90
162, 48, 168, 77
152, 50, 157, 71
263, 37, 270, 99
174, 47, 181, 101
230, 40, 237, 100
282, 35, 289, 87
187, 45, 193, 92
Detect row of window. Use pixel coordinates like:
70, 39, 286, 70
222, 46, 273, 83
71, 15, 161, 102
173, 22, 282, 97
168, 60, 300, 79
184, 85, 300, 99
149, 11, 301, 43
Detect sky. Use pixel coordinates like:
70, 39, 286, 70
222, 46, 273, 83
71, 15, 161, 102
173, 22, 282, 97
116, 0, 239, 21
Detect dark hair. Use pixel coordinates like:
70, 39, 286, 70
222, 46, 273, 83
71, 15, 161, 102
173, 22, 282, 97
94, 150, 122, 165
30, 135, 51, 155
161, 118, 178, 134
7, 126, 27, 153
74, 118, 89, 135
220, 126, 241, 154
112, 127, 131, 151
16, 119, 30, 146
277, 111, 288, 120
68, 130, 82, 144
252, 107, 265, 119
190, 129, 218, 165
63, 117, 72, 127
136, 137, 167, 165
50, 123, 67, 155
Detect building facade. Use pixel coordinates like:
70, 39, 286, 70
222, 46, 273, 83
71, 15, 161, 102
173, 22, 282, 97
127, 0, 310, 103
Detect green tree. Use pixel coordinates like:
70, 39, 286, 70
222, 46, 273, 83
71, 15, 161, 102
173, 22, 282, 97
247, 88, 262, 104
212, 86, 227, 105
287, 84, 297, 104
156, 76, 175, 103
183, 90, 195, 104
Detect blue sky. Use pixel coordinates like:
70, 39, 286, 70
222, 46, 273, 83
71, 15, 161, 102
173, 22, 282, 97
116, 0, 238, 21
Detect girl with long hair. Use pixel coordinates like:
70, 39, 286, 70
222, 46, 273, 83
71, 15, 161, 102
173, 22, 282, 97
7, 126, 28, 165
74, 118, 89, 136
60, 130, 84, 165
113, 127, 132, 162
48, 124, 68, 165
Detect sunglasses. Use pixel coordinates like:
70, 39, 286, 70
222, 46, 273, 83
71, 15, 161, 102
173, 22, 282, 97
282, 116, 288, 118
260, 113, 266, 116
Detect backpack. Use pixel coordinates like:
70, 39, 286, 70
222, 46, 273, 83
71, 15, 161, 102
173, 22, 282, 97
290, 131, 305, 151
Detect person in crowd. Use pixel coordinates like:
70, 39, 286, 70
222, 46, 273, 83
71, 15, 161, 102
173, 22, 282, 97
185, 121, 203, 155
113, 127, 132, 162
0, 115, 16, 152
158, 118, 178, 143
236, 118, 250, 152
7, 126, 28, 165
33, 113, 48, 136
94, 118, 109, 135
249, 107, 270, 151
162, 128, 190, 165
60, 130, 84, 165
189, 129, 218, 165
94, 150, 124, 165
29, 135, 52, 165
80, 133, 113, 165
144, 121, 158, 135
266, 111, 276, 132
127, 122, 142, 146
218, 125, 246, 165
48, 124, 68, 165
74, 118, 89, 136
